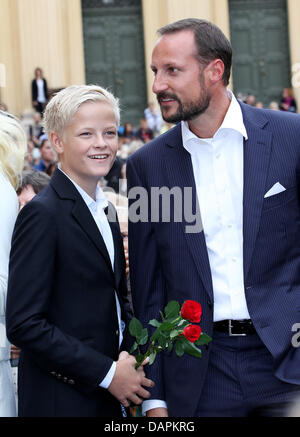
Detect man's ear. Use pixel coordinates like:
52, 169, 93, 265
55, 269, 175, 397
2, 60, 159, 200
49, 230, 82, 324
50, 132, 64, 154
206, 59, 225, 84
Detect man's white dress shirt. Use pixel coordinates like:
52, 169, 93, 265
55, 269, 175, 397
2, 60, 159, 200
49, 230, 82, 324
143, 91, 249, 414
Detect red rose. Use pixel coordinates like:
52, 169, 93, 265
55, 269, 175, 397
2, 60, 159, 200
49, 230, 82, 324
181, 300, 202, 323
183, 325, 202, 343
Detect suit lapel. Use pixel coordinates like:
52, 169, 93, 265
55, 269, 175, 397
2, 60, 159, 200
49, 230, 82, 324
106, 203, 123, 288
163, 126, 214, 302
241, 103, 273, 281
50, 168, 114, 274
71, 200, 114, 274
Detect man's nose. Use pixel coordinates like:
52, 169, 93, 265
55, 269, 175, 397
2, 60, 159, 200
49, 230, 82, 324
152, 72, 168, 95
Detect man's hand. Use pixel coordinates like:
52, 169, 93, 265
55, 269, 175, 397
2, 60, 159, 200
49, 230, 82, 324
10, 344, 21, 360
108, 351, 154, 407
147, 408, 169, 417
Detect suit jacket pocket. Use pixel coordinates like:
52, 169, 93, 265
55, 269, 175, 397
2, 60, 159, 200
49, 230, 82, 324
262, 186, 297, 212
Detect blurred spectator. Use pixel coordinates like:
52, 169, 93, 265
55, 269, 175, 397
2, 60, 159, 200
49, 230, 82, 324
144, 102, 162, 136
245, 94, 256, 106
33, 134, 56, 172
269, 101, 279, 111
0, 103, 8, 112
17, 170, 50, 211
29, 112, 43, 148
135, 118, 154, 143
104, 155, 124, 193
160, 122, 175, 134
31, 67, 48, 116
46, 161, 58, 177
0, 109, 27, 416
23, 139, 37, 169
122, 122, 136, 141
255, 101, 264, 109
279, 87, 297, 113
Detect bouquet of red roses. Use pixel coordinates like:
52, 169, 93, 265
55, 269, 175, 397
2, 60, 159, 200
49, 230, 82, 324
129, 300, 211, 369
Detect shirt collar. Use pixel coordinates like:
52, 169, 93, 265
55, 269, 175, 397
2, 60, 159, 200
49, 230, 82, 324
58, 166, 108, 211
181, 89, 248, 147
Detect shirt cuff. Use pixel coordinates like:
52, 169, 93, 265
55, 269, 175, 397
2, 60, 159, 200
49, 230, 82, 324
142, 400, 168, 415
99, 361, 116, 389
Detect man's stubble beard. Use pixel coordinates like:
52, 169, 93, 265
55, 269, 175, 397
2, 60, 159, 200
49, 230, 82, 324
157, 74, 211, 124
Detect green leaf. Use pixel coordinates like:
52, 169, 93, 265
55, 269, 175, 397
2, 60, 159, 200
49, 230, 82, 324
168, 342, 173, 353
137, 328, 148, 346
158, 335, 167, 349
129, 318, 143, 338
175, 339, 184, 357
170, 329, 179, 339
149, 351, 157, 365
160, 321, 174, 332
149, 319, 161, 328
164, 300, 180, 319
182, 339, 202, 358
194, 333, 212, 346
130, 341, 138, 354
177, 319, 189, 328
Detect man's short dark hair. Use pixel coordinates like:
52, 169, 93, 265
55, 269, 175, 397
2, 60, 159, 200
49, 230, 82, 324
17, 170, 50, 195
157, 18, 232, 86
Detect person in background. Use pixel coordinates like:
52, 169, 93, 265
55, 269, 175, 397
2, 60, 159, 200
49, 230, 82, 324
144, 102, 163, 137
0, 110, 26, 416
269, 101, 279, 111
31, 67, 48, 116
6, 84, 153, 417
245, 93, 256, 106
17, 170, 50, 211
279, 87, 297, 113
29, 112, 43, 148
135, 118, 154, 143
33, 134, 56, 172
0, 103, 8, 112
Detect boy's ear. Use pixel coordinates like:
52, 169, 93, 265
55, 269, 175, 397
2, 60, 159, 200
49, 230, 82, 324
50, 132, 64, 154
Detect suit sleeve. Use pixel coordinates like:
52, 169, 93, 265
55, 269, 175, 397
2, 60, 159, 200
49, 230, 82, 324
6, 200, 114, 395
126, 157, 167, 402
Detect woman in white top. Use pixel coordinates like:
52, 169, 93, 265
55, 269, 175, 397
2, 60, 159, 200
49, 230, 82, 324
0, 110, 26, 416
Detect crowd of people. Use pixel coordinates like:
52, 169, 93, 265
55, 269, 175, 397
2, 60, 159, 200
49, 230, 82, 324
1, 17, 300, 419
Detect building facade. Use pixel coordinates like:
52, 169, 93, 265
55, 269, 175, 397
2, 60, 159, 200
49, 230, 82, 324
0, 0, 299, 122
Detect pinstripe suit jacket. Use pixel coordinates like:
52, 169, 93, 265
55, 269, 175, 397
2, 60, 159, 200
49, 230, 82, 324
127, 102, 300, 417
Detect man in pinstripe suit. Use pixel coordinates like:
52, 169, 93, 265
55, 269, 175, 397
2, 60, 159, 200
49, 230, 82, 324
127, 18, 300, 416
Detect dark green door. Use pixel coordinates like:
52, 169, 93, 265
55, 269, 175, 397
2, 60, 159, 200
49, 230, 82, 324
229, 0, 291, 106
82, 0, 147, 126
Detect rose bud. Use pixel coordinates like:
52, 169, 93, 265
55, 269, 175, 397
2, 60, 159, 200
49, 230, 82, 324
183, 325, 202, 343
181, 300, 202, 323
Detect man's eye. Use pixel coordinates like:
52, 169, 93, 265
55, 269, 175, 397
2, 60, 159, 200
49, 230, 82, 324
170, 67, 179, 73
106, 131, 116, 136
80, 132, 91, 136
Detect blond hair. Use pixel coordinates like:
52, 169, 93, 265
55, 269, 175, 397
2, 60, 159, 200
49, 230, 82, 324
43, 84, 120, 139
0, 111, 27, 190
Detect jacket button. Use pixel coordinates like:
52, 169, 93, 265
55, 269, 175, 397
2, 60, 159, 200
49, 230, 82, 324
57, 374, 62, 380
116, 330, 119, 336
68, 379, 75, 385
63, 377, 68, 383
